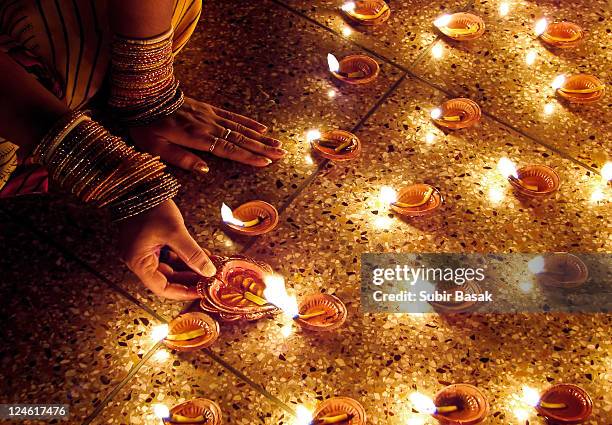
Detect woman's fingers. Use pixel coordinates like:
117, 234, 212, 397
212, 106, 268, 133
167, 228, 216, 277
218, 118, 282, 147
140, 137, 209, 175
222, 129, 286, 160
129, 253, 199, 300
210, 138, 274, 167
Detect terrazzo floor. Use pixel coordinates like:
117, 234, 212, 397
0, 0, 610, 424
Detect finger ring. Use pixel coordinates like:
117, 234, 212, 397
222, 128, 232, 139
209, 137, 219, 153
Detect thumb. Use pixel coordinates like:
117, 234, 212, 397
168, 229, 216, 277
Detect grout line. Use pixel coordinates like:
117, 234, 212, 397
81, 341, 165, 425
0, 206, 168, 323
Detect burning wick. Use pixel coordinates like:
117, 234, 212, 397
263, 275, 327, 321
601, 162, 612, 182
221, 203, 263, 228
340, 1, 388, 21
535, 18, 548, 36
430, 107, 461, 122
340, 1, 356, 12
151, 324, 169, 342
379, 186, 433, 208
434, 14, 480, 36
409, 392, 458, 415
327, 53, 365, 78
497, 157, 539, 191
523, 386, 568, 409
153, 404, 170, 420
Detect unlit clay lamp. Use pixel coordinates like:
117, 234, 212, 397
311, 397, 366, 425
340, 0, 391, 26
432, 384, 489, 425
389, 184, 443, 217
536, 19, 584, 49
555, 74, 605, 104
431, 99, 481, 130
163, 312, 220, 352
294, 294, 348, 331
527, 384, 593, 424
328, 53, 379, 85
221, 201, 278, 236
434, 13, 485, 41
308, 129, 362, 161
164, 398, 222, 425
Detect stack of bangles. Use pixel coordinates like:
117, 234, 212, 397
109, 28, 184, 126
32, 110, 180, 221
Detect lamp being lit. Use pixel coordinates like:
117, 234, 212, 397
262, 274, 299, 319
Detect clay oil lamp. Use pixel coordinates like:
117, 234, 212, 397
162, 312, 220, 352
340, 1, 390, 26
523, 385, 592, 424
221, 201, 278, 236
295, 397, 366, 425
327, 53, 379, 85
380, 184, 443, 217
306, 129, 362, 161
552, 74, 605, 104
433, 13, 485, 41
197, 255, 281, 321
428, 280, 484, 314
410, 385, 489, 425
527, 253, 589, 288
430, 99, 481, 130
497, 157, 560, 198
154, 398, 222, 425
535, 19, 584, 49
263, 274, 348, 332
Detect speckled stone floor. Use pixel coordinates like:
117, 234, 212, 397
0, 0, 610, 424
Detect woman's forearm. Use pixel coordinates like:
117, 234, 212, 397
108, 0, 173, 38
0, 52, 68, 154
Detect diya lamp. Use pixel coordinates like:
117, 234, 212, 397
497, 157, 560, 198
527, 253, 589, 288
522, 385, 593, 424
295, 397, 367, 425
263, 274, 348, 332
162, 312, 220, 352
433, 13, 485, 41
535, 18, 585, 49
410, 385, 489, 425
430, 99, 481, 130
306, 129, 362, 161
340, 1, 391, 26
380, 185, 443, 217
221, 201, 279, 236
154, 398, 222, 425
327, 53, 379, 85
552, 74, 605, 104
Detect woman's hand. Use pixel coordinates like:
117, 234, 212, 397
129, 97, 286, 173
118, 199, 216, 300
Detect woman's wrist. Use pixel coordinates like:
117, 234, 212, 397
108, 28, 184, 126
33, 109, 180, 221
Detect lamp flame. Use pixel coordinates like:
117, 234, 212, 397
601, 162, 612, 181
522, 386, 541, 407
341, 1, 356, 12
263, 274, 299, 319
535, 18, 548, 36
434, 14, 452, 28
294, 405, 314, 425
221, 203, 246, 226
551, 75, 566, 90
306, 129, 322, 143
153, 403, 170, 419
409, 392, 437, 414
151, 324, 169, 342
497, 157, 518, 179
527, 256, 545, 274
379, 186, 398, 204
327, 53, 340, 73
499, 2, 510, 17
430, 108, 442, 120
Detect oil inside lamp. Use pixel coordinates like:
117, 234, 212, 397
523, 386, 567, 409
409, 392, 458, 415
221, 203, 261, 228
151, 324, 169, 341
497, 157, 539, 191
535, 18, 548, 36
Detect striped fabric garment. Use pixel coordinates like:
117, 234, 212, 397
0, 0, 202, 197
